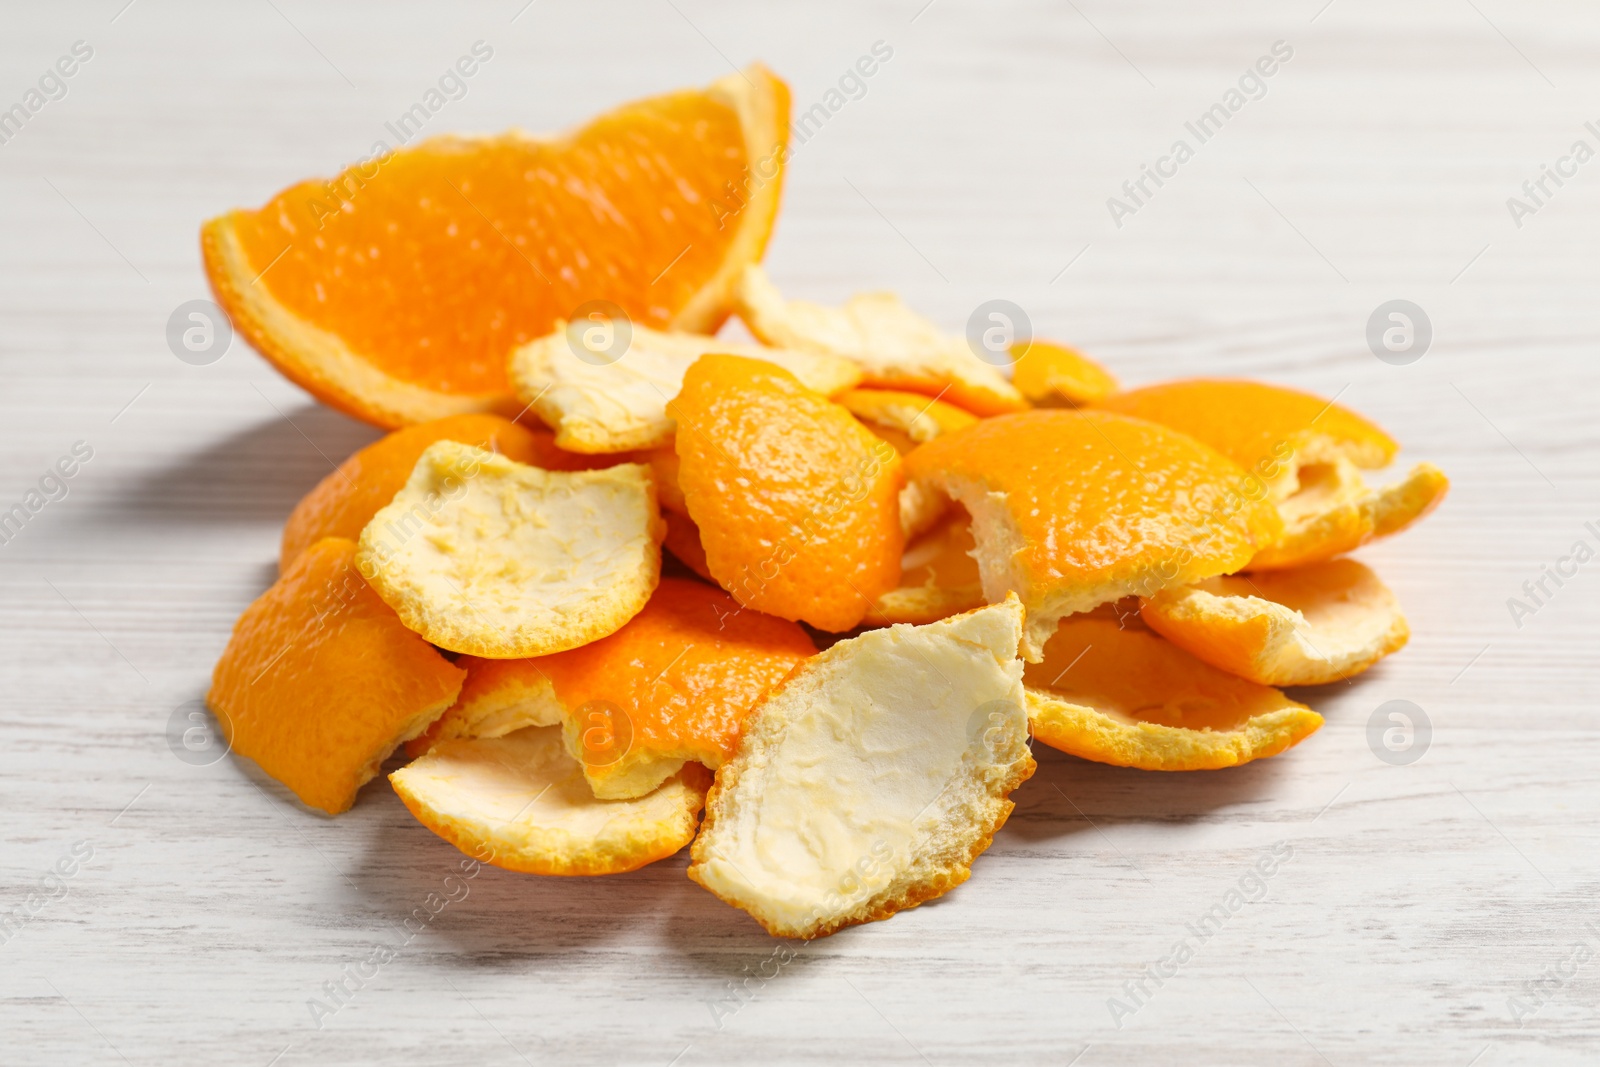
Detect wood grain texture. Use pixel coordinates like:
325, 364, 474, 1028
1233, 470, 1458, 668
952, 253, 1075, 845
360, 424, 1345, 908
2, 1, 1596, 1063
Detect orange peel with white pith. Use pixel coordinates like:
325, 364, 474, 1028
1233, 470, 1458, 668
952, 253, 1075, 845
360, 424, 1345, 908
905, 409, 1283, 660
390, 726, 710, 876
866, 511, 985, 626
1024, 616, 1322, 771
1247, 457, 1449, 570
1140, 558, 1409, 686
1010, 340, 1119, 407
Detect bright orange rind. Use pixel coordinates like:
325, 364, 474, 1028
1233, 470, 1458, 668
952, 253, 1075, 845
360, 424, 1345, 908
671, 354, 905, 631
867, 511, 985, 625
1141, 558, 1409, 686
905, 409, 1283, 659
1010, 340, 1119, 406
1024, 616, 1323, 771
208, 537, 465, 814
836, 387, 979, 447
1248, 458, 1449, 570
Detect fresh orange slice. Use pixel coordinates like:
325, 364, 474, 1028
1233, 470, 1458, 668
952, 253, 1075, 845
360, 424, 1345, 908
1247, 457, 1449, 570
689, 598, 1033, 938
280, 413, 613, 571
202, 67, 790, 429
1010, 340, 1119, 406
733, 265, 1027, 416
208, 537, 465, 814
1024, 617, 1322, 771
671, 354, 905, 631
905, 409, 1283, 659
866, 511, 984, 625
1094, 378, 1398, 500
357, 442, 663, 658
1141, 558, 1409, 686
508, 322, 861, 453
835, 388, 979, 447
391, 726, 711, 876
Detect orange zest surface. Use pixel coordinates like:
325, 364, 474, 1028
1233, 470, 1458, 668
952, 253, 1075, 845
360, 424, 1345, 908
670, 354, 905, 631
208, 537, 465, 813
203, 67, 790, 428
1010, 340, 1119, 406
905, 409, 1283, 658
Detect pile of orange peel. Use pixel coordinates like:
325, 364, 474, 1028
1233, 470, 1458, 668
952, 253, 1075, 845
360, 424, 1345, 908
201, 66, 1447, 939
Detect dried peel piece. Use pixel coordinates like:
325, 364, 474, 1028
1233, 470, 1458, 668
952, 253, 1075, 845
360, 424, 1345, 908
905, 409, 1283, 660
1140, 558, 1409, 686
280, 414, 610, 571
1249, 458, 1449, 570
639, 445, 687, 514
390, 726, 710, 876
1025, 617, 1322, 771
508, 322, 862, 453
208, 537, 465, 814
1010, 340, 1119, 407
357, 441, 663, 658
1094, 378, 1398, 502
836, 388, 979, 446
688, 598, 1034, 939
733, 265, 1027, 416
867, 512, 985, 625
661, 509, 715, 581
672, 354, 904, 631
405, 656, 563, 759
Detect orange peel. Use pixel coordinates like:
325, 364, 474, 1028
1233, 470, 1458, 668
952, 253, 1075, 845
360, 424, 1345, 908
390, 726, 710, 876
1248, 458, 1449, 570
835, 387, 979, 446
202, 67, 790, 429
280, 414, 609, 571
671, 353, 904, 631
1024, 616, 1323, 771
661, 509, 715, 581
905, 409, 1283, 659
1140, 558, 1409, 686
867, 511, 984, 625
357, 441, 663, 658
208, 537, 465, 814
405, 655, 563, 759
689, 598, 1034, 938
732, 265, 1027, 416
1010, 340, 1119, 406
508, 322, 861, 454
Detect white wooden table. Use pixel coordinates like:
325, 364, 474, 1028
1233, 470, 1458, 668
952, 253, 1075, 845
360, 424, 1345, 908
3, 1, 1595, 1063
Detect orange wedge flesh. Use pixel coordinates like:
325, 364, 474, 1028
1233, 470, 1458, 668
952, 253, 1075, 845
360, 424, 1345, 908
203, 67, 790, 429
671, 354, 905, 631
280, 413, 615, 571
835, 388, 979, 445
1024, 617, 1322, 771
905, 409, 1283, 659
1248, 459, 1449, 570
1094, 379, 1398, 501
1010, 340, 1119, 406
391, 726, 711, 876
867, 511, 985, 625
1141, 558, 1409, 686
208, 537, 465, 813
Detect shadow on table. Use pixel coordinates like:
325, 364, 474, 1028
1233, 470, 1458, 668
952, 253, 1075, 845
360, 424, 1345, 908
99, 403, 381, 526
